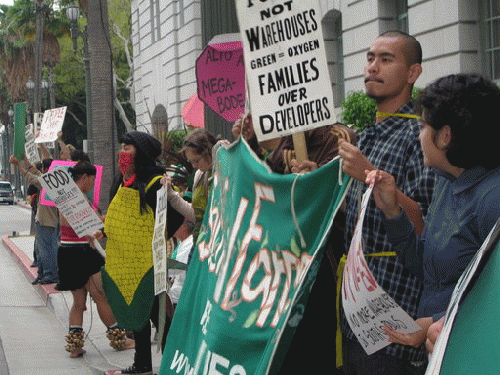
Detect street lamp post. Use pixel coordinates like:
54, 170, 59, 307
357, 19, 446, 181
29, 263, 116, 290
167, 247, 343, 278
66, 4, 93, 161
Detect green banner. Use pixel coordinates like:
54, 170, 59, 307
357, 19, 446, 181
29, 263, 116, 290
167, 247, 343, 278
13, 102, 27, 159
439, 237, 500, 374
159, 139, 351, 375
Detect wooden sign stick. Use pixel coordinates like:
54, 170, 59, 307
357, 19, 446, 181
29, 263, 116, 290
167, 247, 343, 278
292, 132, 308, 162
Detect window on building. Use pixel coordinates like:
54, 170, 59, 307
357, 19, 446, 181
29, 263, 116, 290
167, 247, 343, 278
179, 0, 185, 26
322, 10, 344, 108
395, 0, 409, 33
150, 0, 161, 43
482, 0, 500, 82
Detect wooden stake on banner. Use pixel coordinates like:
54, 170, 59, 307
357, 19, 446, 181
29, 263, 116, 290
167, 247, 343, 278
292, 132, 308, 162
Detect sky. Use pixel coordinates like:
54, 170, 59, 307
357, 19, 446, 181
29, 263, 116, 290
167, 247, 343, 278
0, 0, 14, 6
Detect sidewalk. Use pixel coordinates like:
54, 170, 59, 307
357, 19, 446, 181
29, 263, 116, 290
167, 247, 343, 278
1, 233, 162, 375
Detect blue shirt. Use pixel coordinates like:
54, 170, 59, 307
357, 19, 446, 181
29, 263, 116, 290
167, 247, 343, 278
384, 167, 500, 321
342, 102, 435, 363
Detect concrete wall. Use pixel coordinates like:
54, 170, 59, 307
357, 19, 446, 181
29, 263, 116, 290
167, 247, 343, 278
131, 0, 487, 131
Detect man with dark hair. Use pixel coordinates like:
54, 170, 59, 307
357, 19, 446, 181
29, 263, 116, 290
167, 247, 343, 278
338, 31, 435, 374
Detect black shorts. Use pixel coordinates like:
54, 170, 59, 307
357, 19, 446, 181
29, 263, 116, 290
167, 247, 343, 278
57, 243, 105, 291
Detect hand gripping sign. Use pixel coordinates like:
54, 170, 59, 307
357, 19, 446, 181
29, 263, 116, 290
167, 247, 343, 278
38, 166, 105, 256
342, 184, 420, 355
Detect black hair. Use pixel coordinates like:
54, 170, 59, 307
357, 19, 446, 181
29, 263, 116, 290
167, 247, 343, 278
379, 30, 422, 66
68, 161, 96, 182
70, 149, 90, 163
418, 73, 500, 170
42, 158, 53, 172
112, 132, 165, 214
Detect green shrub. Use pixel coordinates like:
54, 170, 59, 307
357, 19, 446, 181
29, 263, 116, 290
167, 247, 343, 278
340, 91, 376, 133
340, 87, 422, 133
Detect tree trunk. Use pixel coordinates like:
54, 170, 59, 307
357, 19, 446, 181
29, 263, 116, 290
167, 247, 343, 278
87, 0, 116, 212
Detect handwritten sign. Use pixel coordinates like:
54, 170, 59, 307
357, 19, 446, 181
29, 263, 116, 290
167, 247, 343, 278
236, 0, 336, 142
342, 185, 420, 355
24, 124, 40, 165
38, 166, 103, 238
152, 186, 168, 295
196, 35, 246, 123
35, 107, 67, 144
39, 160, 103, 210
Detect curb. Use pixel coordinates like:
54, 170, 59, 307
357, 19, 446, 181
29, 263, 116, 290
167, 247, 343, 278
1, 235, 59, 303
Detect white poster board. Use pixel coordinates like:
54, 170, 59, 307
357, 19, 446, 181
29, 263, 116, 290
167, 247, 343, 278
342, 185, 420, 355
35, 107, 67, 144
37, 166, 103, 238
236, 0, 336, 142
152, 186, 168, 295
24, 123, 41, 165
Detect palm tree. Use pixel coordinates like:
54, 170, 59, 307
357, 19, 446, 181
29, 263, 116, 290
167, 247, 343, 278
85, 0, 116, 211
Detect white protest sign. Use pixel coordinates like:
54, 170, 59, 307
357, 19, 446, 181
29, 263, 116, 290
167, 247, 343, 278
35, 107, 67, 143
38, 166, 104, 239
24, 123, 41, 165
236, 0, 336, 142
342, 185, 420, 355
152, 185, 168, 295
425, 219, 500, 375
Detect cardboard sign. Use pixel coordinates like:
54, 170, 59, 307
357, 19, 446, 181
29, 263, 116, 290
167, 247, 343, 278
35, 107, 67, 144
236, 0, 336, 142
39, 160, 103, 210
152, 186, 168, 295
196, 34, 246, 123
24, 124, 41, 165
342, 185, 420, 355
38, 166, 103, 238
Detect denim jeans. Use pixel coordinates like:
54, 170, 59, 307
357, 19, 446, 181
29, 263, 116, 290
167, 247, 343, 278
342, 337, 427, 375
35, 222, 59, 281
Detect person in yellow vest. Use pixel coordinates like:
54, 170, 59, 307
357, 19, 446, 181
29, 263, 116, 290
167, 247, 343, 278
93, 131, 184, 375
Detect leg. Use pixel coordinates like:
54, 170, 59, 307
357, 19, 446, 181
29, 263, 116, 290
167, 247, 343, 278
86, 272, 116, 327
66, 288, 87, 358
36, 224, 59, 283
69, 288, 88, 327
86, 272, 134, 350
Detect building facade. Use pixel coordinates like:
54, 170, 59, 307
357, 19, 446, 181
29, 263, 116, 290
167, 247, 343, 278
131, 0, 499, 134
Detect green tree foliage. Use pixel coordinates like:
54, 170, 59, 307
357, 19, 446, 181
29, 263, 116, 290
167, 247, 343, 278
340, 87, 423, 133
340, 91, 376, 133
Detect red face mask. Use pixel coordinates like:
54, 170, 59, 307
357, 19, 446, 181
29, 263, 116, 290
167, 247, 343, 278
118, 151, 135, 175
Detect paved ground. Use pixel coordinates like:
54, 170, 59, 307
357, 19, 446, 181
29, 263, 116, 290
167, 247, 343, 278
1, 233, 162, 374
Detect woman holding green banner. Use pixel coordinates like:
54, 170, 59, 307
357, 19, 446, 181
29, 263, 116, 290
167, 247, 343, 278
365, 74, 500, 352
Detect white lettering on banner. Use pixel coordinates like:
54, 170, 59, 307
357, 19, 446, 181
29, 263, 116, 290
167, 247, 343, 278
170, 347, 247, 375
197, 182, 313, 328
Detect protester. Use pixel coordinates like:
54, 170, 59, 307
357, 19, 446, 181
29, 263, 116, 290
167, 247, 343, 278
232, 113, 355, 374
338, 30, 435, 375
10, 156, 60, 285
55, 161, 133, 357
93, 131, 184, 375
180, 129, 220, 245
365, 73, 500, 351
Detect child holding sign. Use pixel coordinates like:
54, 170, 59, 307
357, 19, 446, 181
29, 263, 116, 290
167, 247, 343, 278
55, 161, 133, 357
